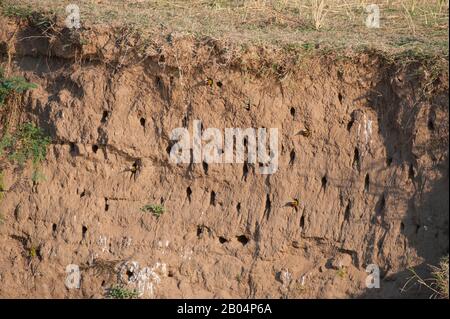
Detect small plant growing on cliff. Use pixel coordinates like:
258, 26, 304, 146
0, 123, 51, 166
336, 267, 347, 279
107, 285, 139, 299
28, 246, 38, 259
141, 204, 165, 218
0, 122, 51, 180
0, 68, 37, 106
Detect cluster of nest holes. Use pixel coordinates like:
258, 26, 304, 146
197, 225, 249, 246
402, 222, 429, 236
218, 235, 250, 246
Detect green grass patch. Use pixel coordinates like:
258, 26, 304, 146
141, 204, 165, 218
107, 285, 139, 299
0, 69, 38, 107
1, 3, 34, 19
0, 122, 51, 181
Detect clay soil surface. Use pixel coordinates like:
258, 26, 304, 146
0, 0, 448, 299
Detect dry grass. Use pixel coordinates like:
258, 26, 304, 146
403, 256, 449, 299
311, 0, 328, 30
0, 0, 448, 56
430, 256, 449, 299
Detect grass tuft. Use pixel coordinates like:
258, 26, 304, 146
107, 285, 139, 299
0, 122, 51, 182
430, 256, 449, 299
0, 122, 51, 167
404, 256, 449, 299
0, 68, 37, 107
141, 204, 165, 218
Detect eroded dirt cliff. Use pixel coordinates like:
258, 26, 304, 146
0, 16, 448, 298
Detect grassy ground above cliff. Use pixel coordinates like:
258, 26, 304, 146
0, 0, 448, 58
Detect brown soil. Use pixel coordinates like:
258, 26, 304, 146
0, 16, 448, 299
